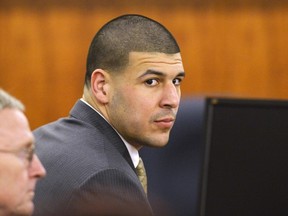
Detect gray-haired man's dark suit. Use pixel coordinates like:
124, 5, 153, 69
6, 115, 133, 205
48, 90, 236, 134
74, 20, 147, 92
32, 100, 152, 216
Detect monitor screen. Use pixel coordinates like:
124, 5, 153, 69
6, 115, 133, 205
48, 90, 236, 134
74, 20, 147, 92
200, 98, 288, 216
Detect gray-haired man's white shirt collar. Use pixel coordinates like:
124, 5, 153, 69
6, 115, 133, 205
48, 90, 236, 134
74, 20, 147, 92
80, 98, 139, 168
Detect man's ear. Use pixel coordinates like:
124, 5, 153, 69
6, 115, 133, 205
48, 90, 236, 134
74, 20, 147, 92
90, 69, 110, 104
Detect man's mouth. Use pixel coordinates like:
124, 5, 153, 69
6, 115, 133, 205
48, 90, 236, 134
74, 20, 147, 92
154, 117, 175, 129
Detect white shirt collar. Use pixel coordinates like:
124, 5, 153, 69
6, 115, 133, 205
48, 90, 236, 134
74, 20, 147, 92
80, 98, 139, 168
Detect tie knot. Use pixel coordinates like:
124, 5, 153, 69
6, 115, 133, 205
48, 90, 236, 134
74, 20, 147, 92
136, 157, 147, 194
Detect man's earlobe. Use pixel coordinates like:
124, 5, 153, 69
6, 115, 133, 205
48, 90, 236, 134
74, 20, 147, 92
91, 69, 109, 104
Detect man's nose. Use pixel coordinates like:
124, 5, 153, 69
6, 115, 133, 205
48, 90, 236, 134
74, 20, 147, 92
29, 154, 46, 179
160, 83, 181, 109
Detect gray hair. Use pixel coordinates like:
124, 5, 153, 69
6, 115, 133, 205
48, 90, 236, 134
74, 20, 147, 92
0, 89, 25, 111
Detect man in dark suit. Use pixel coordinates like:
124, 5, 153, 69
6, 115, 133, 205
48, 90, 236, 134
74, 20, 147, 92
33, 14, 185, 216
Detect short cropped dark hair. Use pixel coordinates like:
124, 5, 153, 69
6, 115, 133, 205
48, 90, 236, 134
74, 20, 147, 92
85, 14, 180, 87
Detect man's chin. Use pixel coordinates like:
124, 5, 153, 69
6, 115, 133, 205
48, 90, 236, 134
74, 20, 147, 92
13, 202, 34, 216
148, 137, 170, 148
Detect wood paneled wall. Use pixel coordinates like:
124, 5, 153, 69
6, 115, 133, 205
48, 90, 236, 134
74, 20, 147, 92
1, 1, 288, 129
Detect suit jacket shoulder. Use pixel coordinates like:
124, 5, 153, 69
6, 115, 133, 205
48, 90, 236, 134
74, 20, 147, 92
33, 100, 152, 216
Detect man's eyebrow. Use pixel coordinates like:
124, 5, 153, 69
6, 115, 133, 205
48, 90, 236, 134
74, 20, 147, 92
139, 69, 185, 78
177, 71, 186, 78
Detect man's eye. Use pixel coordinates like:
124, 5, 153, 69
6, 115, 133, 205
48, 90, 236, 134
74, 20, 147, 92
173, 78, 182, 86
145, 79, 159, 86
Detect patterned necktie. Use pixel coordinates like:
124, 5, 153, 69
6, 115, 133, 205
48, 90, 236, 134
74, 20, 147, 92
136, 157, 147, 194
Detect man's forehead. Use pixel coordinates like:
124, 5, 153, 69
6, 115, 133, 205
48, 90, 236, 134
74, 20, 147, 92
128, 51, 182, 60
0, 126, 34, 150
0, 108, 27, 123
0, 109, 33, 149
127, 51, 183, 69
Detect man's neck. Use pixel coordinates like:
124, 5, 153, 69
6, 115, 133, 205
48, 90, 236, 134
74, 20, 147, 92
80, 98, 140, 168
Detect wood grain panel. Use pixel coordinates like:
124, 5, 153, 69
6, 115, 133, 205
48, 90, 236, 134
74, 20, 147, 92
1, 4, 288, 128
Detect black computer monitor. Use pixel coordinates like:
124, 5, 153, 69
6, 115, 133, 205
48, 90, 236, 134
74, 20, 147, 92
200, 97, 288, 216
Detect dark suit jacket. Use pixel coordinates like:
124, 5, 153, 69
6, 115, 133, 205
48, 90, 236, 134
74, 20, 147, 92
33, 100, 152, 216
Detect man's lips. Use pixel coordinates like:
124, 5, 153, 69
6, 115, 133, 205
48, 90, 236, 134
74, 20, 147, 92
154, 117, 175, 128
